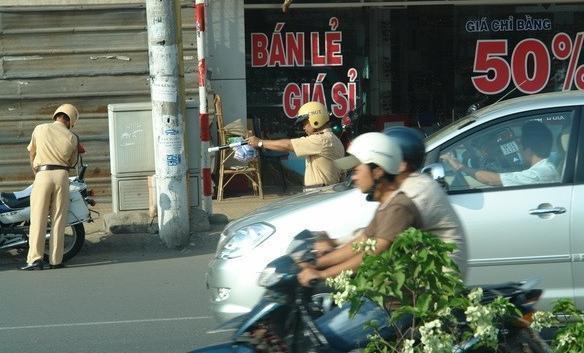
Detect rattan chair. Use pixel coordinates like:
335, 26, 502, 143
214, 95, 263, 201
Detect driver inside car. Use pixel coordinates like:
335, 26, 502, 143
440, 120, 560, 187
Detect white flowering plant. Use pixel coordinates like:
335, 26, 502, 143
326, 227, 521, 353
530, 298, 584, 353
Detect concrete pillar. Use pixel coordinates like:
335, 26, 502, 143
206, 0, 247, 126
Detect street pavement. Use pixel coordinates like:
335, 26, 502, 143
0, 186, 299, 353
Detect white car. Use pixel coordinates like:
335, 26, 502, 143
206, 90, 584, 323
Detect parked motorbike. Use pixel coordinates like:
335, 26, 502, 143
191, 231, 550, 353
0, 164, 96, 262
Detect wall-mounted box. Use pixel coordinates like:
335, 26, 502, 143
108, 101, 201, 212
111, 173, 200, 212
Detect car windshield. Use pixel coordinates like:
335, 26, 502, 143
425, 115, 476, 146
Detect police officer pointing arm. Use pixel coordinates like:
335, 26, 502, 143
246, 102, 345, 189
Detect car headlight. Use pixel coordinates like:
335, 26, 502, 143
257, 267, 284, 288
217, 222, 275, 259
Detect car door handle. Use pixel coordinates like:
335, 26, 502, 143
529, 207, 567, 215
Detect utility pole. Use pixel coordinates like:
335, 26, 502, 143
194, 0, 212, 215
146, 0, 190, 248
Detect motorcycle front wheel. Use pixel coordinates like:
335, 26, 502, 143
43, 223, 85, 262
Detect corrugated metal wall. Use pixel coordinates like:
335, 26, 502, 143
0, 2, 199, 200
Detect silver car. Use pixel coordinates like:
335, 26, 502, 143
206, 91, 584, 323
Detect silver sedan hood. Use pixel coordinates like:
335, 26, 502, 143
216, 183, 379, 256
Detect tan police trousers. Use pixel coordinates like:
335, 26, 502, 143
27, 169, 69, 265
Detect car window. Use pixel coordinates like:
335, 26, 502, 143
439, 110, 575, 191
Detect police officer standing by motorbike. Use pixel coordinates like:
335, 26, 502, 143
20, 104, 80, 271
246, 101, 345, 189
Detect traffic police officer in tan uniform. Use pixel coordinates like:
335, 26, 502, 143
246, 101, 345, 188
20, 104, 80, 271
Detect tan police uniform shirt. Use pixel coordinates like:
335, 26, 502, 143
290, 128, 345, 187
27, 121, 78, 169
398, 172, 468, 280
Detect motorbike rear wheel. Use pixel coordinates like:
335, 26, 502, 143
43, 223, 85, 262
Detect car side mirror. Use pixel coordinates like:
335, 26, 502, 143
421, 163, 448, 191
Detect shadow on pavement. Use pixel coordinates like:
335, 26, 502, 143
0, 223, 226, 271
0, 182, 305, 272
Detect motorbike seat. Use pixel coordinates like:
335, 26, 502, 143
0, 192, 31, 209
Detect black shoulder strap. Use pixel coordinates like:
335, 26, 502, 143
71, 132, 81, 168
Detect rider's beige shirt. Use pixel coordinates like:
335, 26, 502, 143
398, 172, 468, 280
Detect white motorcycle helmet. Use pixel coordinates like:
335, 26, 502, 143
335, 132, 403, 175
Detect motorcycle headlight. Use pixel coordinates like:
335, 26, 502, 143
217, 223, 275, 259
257, 267, 284, 288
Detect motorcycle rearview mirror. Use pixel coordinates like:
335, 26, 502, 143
298, 248, 316, 265
519, 277, 541, 291
421, 163, 448, 190
286, 230, 316, 254
286, 230, 319, 265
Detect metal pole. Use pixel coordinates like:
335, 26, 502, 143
146, 0, 190, 247
195, 0, 213, 215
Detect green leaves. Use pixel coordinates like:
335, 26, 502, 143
352, 228, 466, 314
416, 293, 432, 314
546, 299, 584, 353
553, 298, 580, 317
326, 227, 522, 352
392, 272, 405, 295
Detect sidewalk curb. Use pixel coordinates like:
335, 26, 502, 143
103, 208, 214, 235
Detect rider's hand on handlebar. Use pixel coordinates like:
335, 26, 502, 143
298, 267, 323, 287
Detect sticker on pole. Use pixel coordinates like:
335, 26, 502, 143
166, 154, 182, 166
152, 81, 178, 102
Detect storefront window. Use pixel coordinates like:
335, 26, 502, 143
245, 3, 584, 137
455, 4, 584, 117
245, 8, 367, 140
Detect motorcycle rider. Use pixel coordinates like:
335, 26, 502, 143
297, 132, 416, 342
385, 126, 467, 279
20, 104, 80, 271
311, 126, 468, 279
298, 131, 419, 285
